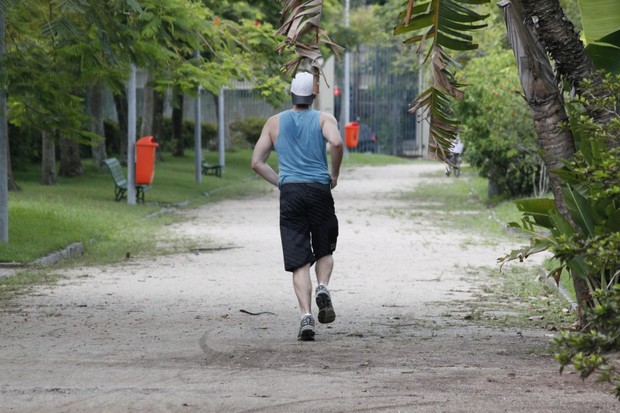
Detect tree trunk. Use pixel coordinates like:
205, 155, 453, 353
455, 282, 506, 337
0, 13, 7, 242
41, 131, 56, 185
140, 73, 155, 138
153, 89, 164, 160
172, 88, 184, 157
212, 93, 226, 150
7, 137, 19, 191
487, 170, 501, 200
59, 136, 83, 177
142, 75, 164, 160
502, 0, 575, 214
521, 0, 616, 149
153, 90, 164, 138
114, 91, 128, 164
87, 83, 107, 168
500, 0, 590, 314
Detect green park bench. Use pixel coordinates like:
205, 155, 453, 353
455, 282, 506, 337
102, 157, 150, 203
201, 162, 222, 177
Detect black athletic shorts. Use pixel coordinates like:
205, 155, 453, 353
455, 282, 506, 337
279, 183, 339, 272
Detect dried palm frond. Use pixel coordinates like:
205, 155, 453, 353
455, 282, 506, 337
276, 0, 343, 93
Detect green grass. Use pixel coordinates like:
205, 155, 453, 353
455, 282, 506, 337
0, 270, 63, 295
400, 169, 576, 323
1, 149, 272, 264
398, 171, 524, 238
465, 263, 575, 329
344, 151, 413, 166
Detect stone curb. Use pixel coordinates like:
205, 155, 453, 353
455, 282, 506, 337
0, 242, 84, 280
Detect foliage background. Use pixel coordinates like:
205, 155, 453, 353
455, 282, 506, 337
455, 49, 542, 200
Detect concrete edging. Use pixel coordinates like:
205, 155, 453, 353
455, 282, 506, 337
0, 242, 84, 280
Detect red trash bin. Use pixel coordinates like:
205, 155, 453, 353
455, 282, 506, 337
345, 122, 359, 149
135, 136, 159, 185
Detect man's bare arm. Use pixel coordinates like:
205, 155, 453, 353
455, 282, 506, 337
251, 116, 279, 186
321, 113, 343, 188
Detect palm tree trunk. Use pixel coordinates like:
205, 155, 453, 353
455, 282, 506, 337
501, 0, 590, 314
521, 0, 616, 149
501, 0, 575, 214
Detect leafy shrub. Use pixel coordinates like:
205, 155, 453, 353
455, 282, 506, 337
502, 74, 620, 288
8, 123, 42, 167
456, 50, 545, 200
554, 285, 620, 400
502, 73, 620, 397
104, 120, 121, 155
160, 118, 218, 152
229, 117, 267, 148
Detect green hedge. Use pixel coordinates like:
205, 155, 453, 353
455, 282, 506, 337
229, 117, 267, 148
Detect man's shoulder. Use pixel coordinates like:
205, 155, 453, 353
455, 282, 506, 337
267, 112, 282, 124
319, 111, 337, 122
263, 113, 282, 139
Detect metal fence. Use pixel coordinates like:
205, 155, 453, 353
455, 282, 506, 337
338, 46, 421, 156
108, 46, 423, 157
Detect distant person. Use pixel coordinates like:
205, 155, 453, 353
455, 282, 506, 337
446, 136, 464, 177
451, 136, 464, 156
251, 72, 344, 341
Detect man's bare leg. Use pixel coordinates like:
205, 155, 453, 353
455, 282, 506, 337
315, 255, 336, 323
315, 255, 333, 286
292, 263, 313, 314
293, 263, 316, 340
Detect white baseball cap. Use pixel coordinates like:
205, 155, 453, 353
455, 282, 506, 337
290, 72, 315, 105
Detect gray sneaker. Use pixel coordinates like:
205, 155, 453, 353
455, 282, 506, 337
298, 314, 316, 341
315, 285, 336, 324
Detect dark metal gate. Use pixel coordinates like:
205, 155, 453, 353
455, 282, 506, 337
336, 46, 420, 156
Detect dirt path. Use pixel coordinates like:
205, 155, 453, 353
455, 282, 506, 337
0, 162, 617, 412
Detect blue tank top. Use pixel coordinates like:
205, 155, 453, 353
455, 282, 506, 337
275, 109, 330, 187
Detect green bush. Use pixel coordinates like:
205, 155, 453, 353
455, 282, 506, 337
160, 118, 218, 152
554, 285, 620, 401
104, 120, 121, 155
502, 74, 620, 290
456, 50, 544, 201
229, 117, 267, 148
502, 73, 620, 399
8, 119, 121, 168
8, 123, 43, 168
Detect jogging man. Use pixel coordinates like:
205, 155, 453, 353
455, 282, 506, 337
251, 71, 344, 341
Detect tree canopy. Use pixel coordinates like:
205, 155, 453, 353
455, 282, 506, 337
0, 0, 290, 140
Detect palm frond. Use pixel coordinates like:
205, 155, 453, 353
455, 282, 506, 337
0, 1, 10, 14
277, 0, 343, 91
395, 0, 489, 162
